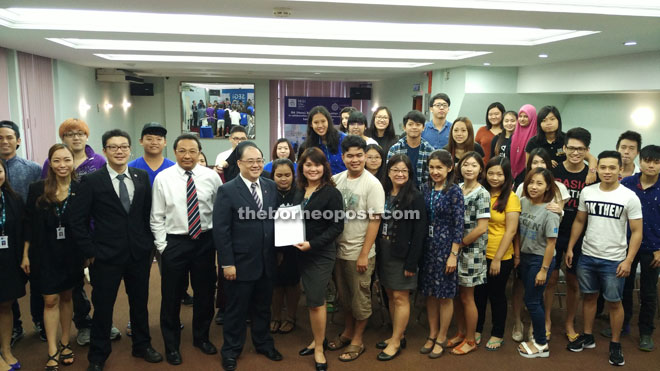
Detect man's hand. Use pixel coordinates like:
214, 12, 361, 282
224, 266, 237, 280
585, 171, 596, 185
616, 260, 632, 278
356, 254, 368, 273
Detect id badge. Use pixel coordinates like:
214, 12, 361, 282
428, 226, 434, 238
0, 235, 8, 249
382, 223, 388, 236
56, 227, 66, 240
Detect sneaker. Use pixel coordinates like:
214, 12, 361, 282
600, 325, 630, 338
126, 321, 133, 337
110, 325, 121, 341
609, 342, 625, 366
77, 327, 91, 346
639, 335, 655, 352
34, 322, 47, 342
10, 326, 24, 347
567, 333, 596, 352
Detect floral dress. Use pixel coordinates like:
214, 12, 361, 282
419, 183, 464, 299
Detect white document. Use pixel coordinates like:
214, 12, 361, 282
274, 205, 305, 247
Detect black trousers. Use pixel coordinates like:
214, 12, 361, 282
475, 258, 514, 338
623, 251, 659, 335
160, 232, 216, 352
221, 273, 274, 359
87, 256, 152, 364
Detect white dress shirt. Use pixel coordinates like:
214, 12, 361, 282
214, 148, 233, 167
107, 164, 134, 202
239, 173, 262, 207
151, 163, 223, 253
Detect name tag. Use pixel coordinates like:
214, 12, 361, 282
0, 235, 8, 249
428, 226, 434, 238
56, 227, 66, 240
382, 223, 388, 236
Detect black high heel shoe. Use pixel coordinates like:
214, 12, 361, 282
314, 351, 328, 371
300, 339, 328, 356
377, 346, 401, 361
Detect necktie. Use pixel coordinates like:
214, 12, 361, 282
186, 171, 202, 239
251, 182, 262, 210
117, 174, 130, 213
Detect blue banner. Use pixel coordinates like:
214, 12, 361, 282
222, 89, 255, 103
284, 96, 353, 126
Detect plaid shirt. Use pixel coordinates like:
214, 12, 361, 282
387, 137, 435, 187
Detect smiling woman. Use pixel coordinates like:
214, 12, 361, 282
180, 82, 255, 140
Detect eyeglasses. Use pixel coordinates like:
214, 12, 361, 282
230, 136, 247, 142
375, 116, 389, 120
432, 103, 449, 109
176, 149, 199, 156
63, 131, 86, 138
566, 146, 587, 153
389, 168, 408, 174
104, 145, 130, 152
240, 158, 264, 166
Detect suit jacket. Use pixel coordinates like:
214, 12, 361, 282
213, 175, 277, 281
70, 166, 154, 264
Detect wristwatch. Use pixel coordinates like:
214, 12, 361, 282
541, 266, 550, 271
451, 251, 459, 257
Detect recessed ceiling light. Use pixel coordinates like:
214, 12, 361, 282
0, 8, 598, 46
483, 62, 491, 66
624, 41, 638, 46
94, 54, 431, 68
538, 54, 548, 58
288, 0, 660, 17
313, 72, 321, 75
47, 38, 491, 60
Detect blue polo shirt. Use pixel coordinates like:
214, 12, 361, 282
128, 156, 176, 186
621, 173, 660, 252
421, 120, 452, 149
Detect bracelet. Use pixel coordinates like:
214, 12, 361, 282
541, 266, 550, 270
451, 251, 459, 257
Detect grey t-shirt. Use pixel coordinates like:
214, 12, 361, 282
519, 197, 560, 256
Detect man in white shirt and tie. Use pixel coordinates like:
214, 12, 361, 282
151, 134, 222, 366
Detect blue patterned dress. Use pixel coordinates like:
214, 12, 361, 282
420, 183, 465, 299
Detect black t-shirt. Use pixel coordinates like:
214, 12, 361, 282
490, 133, 511, 159
525, 133, 567, 164
552, 161, 590, 237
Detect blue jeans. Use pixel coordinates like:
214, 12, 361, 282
520, 253, 555, 345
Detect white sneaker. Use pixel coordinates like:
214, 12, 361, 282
77, 327, 91, 346
110, 325, 121, 341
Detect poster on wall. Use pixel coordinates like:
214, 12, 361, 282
284, 96, 352, 153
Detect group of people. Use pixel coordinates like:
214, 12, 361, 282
0, 91, 657, 371
189, 98, 255, 139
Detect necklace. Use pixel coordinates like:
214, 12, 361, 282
461, 182, 478, 195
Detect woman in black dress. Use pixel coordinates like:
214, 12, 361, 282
375, 154, 427, 361
269, 159, 301, 334
21, 144, 81, 370
294, 148, 344, 371
0, 160, 25, 371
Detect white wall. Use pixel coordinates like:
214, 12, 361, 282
371, 72, 427, 133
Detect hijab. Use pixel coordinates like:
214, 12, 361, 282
510, 104, 538, 178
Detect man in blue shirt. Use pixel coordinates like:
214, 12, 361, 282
128, 122, 175, 186
421, 93, 452, 149
620, 144, 660, 351
388, 110, 434, 187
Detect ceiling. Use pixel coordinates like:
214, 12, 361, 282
0, 0, 659, 81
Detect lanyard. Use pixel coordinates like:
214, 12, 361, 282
0, 192, 5, 235
428, 189, 443, 222
55, 184, 72, 227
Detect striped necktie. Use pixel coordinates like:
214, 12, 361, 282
251, 182, 262, 210
186, 171, 201, 239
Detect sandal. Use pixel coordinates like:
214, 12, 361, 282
475, 333, 482, 346
278, 318, 296, 334
486, 337, 504, 351
512, 320, 524, 342
338, 344, 365, 362
428, 341, 444, 359
445, 333, 465, 348
451, 339, 477, 355
59, 341, 75, 366
419, 337, 437, 354
518, 340, 549, 358
327, 333, 352, 351
269, 320, 280, 334
45, 350, 60, 371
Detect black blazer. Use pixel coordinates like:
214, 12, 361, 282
213, 176, 277, 281
292, 184, 344, 255
0, 189, 24, 276
70, 166, 153, 263
378, 190, 427, 272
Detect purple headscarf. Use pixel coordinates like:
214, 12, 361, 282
510, 104, 538, 179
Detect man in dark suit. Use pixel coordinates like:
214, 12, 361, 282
70, 129, 163, 371
214, 141, 282, 371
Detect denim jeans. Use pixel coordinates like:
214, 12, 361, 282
520, 253, 555, 345
623, 251, 660, 336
